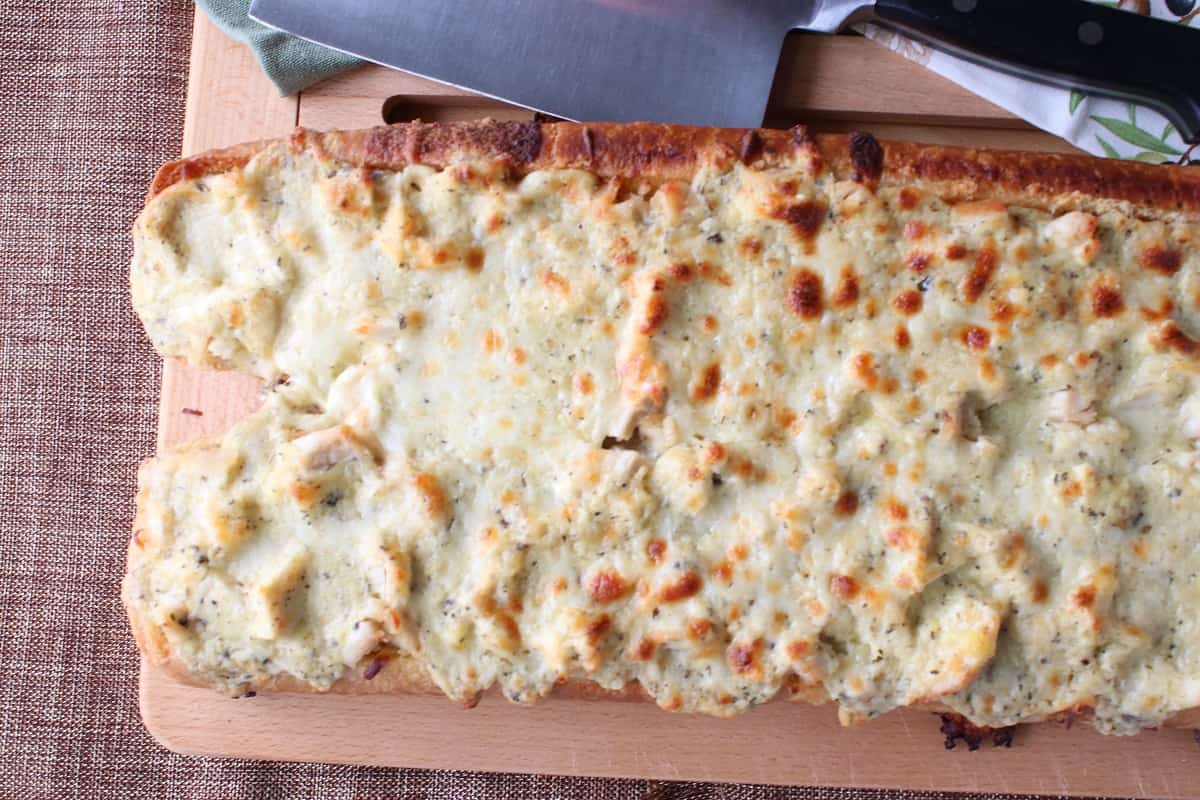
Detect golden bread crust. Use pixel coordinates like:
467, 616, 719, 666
146, 121, 1200, 219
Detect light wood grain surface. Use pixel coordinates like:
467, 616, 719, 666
142, 667, 1200, 796
138, 11, 1195, 794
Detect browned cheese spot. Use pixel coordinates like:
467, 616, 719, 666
413, 472, 448, 519
851, 352, 879, 389
1090, 280, 1125, 318
906, 253, 931, 273
610, 235, 637, 268
739, 237, 763, 259
465, 247, 485, 272
690, 362, 721, 402
893, 288, 923, 316
733, 457, 760, 480
831, 266, 859, 309
496, 612, 521, 645
540, 269, 569, 292
883, 498, 909, 521
996, 533, 1026, 571
830, 574, 860, 600
1154, 321, 1200, 357
772, 200, 826, 242
668, 262, 693, 282
960, 325, 991, 351
586, 570, 630, 604
788, 268, 824, 319
961, 246, 997, 304
787, 640, 811, 660
886, 526, 922, 549
728, 639, 763, 677
989, 299, 1015, 323
979, 359, 997, 382
704, 442, 727, 464
639, 278, 669, 335
698, 261, 734, 286
848, 131, 884, 186
1140, 297, 1174, 322
573, 371, 594, 395
834, 490, 859, 516
585, 615, 612, 645
647, 538, 666, 563
1140, 245, 1181, 276
631, 638, 657, 661
659, 571, 703, 603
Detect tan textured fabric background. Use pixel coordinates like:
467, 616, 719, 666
0, 2, 1112, 797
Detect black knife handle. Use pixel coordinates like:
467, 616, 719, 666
873, 0, 1200, 144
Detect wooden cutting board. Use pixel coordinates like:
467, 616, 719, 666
140, 11, 1200, 795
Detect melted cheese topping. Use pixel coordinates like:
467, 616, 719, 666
126, 142, 1200, 732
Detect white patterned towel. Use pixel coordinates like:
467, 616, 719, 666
857, 0, 1199, 161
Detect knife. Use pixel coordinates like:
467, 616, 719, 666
250, 0, 1200, 143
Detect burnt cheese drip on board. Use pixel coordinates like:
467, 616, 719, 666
125, 125, 1200, 734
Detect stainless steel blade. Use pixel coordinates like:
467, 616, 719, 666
250, 0, 872, 127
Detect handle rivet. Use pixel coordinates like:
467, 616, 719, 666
1077, 20, 1104, 45
952, 0, 978, 11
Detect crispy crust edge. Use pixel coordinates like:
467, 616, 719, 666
130, 121, 1200, 729
144, 120, 1200, 219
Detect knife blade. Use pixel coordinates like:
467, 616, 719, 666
250, 0, 1200, 142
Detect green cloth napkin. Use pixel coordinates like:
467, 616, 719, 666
195, 0, 362, 96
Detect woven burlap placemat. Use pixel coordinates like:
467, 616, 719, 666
0, 2, 1114, 797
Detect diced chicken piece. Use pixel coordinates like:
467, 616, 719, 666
201, 501, 252, 552
342, 619, 383, 666
293, 426, 362, 471
940, 392, 983, 441
1049, 388, 1097, 427
250, 546, 309, 639
651, 445, 713, 514
796, 460, 844, 506
557, 445, 645, 497
1045, 211, 1100, 264
831, 180, 874, 219
906, 594, 1001, 703
951, 199, 1012, 236
362, 534, 412, 611
1180, 396, 1200, 440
